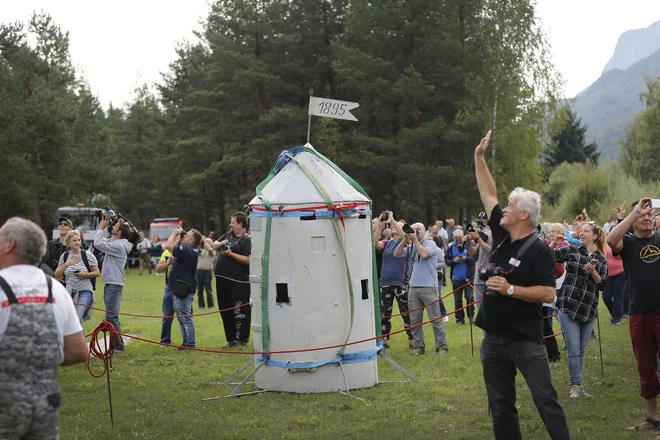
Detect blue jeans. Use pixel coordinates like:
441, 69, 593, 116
104, 284, 125, 350
160, 286, 174, 344
174, 293, 196, 348
473, 283, 486, 311
74, 290, 93, 322
558, 311, 596, 385
603, 272, 627, 323
196, 269, 214, 308
434, 286, 448, 316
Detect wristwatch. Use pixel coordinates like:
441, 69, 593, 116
506, 284, 515, 296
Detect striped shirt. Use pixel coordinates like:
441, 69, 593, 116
58, 250, 98, 294
553, 244, 608, 322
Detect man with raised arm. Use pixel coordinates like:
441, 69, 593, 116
474, 131, 569, 440
607, 199, 660, 434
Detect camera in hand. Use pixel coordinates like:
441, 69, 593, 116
220, 243, 229, 252
178, 229, 188, 245
102, 205, 140, 245
380, 211, 389, 222
479, 263, 506, 282
465, 222, 475, 233
402, 223, 414, 234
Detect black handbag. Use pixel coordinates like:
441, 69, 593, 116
172, 279, 192, 298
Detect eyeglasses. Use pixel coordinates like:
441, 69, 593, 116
59, 222, 71, 227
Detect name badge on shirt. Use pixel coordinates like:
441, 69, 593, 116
509, 258, 521, 267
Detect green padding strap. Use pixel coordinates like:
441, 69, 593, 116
255, 173, 276, 353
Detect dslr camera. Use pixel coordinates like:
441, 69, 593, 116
102, 205, 140, 245
479, 263, 505, 282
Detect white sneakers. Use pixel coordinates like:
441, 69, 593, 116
442, 316, 449, 322
569, 384, 590, 398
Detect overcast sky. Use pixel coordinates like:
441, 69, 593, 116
1, 0, 659, 109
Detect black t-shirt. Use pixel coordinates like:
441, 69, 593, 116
616, 232, 660, 314
214, 233, 251, 282
474, 205, 556, 342
167, 245, 199, 290
44, 239, 67, 272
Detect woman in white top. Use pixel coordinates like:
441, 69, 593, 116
55, 230, 100, 322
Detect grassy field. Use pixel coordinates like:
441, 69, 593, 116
59, 270, 650, 439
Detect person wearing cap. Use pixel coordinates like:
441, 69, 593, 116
41, 217, 73, 276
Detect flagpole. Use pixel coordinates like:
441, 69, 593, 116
307, 88, 313, 144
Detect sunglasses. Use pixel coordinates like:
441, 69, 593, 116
59, 222, 71, 227
584, 221, 600, 233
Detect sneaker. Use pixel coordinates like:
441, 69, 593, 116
442, 316, 449, 322
114, 348, 125, 355
569, 384, 581, 398
612, 321, 622, 326
456, 321, 465, 326
622, 314, 629, 320
435, 348, 448, 356
139, 272, 143, 276
222, 341, 238, 349
411, 347, 425, 356
580, 386, 591, 397
199, 306, 206, 311
159, 344, 168, 349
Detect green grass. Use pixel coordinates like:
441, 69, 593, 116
59, 271, 647, 439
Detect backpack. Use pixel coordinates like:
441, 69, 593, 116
63, 250, 96, 290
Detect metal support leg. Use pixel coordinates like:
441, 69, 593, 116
224, 357, 255, 385
230, 358, 267, 396
378, 352, 417, 382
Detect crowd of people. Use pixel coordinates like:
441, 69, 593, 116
3, 130, 660, 438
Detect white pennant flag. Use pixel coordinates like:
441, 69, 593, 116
308, 96, 359, 122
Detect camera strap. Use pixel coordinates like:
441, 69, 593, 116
506, 233, 540, 271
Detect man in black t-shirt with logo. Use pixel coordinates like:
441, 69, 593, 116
213, 212, 252, 349
474, 131, 569, 440
608, 198, 660, 433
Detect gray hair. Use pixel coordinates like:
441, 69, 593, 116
453, 229, 464, 238
509, 187, 541, 227
1, 217, 47, 265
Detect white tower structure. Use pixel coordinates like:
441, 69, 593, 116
247, 145, 380, 393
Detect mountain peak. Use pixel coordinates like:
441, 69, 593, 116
602, 20, 660, 74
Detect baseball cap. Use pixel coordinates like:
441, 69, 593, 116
58, 217, 73, 228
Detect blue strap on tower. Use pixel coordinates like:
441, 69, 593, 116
254, 345, 384, 370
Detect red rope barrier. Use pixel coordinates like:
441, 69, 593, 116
544, 330, 563, 339
86, 321, 116, 378
382, 282, 472, 319
105, 299, 483, 356
74, 300, 251, 319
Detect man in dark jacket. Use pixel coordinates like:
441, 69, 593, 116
445, 229, 476, 324
41, 217, 73, 275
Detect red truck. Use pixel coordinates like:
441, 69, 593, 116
148, 218, 189, 246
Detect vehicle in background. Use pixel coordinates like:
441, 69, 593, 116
52, 206, 102, 246
149, 218, 189, 245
